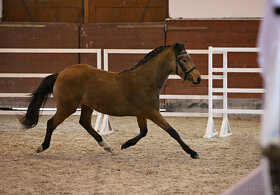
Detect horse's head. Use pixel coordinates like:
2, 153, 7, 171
171, 43, 201, 84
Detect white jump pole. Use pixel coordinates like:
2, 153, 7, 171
205, 47, 262, 138
204, 46, 218, 138
220, 51, 232, 137
94, 49, 113, 135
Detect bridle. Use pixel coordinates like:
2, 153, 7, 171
175, 51, 197, 81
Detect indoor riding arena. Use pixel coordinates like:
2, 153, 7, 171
0, 0, 274, 194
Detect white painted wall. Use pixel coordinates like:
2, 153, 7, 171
169, 0, 265, 19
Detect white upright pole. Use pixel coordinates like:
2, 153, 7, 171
94, 113, 103, 131
96, 49, 102, 69
220, 51, 232, 137
204, 46, 218, 138
94, 49, 113, 135
103, 50, 109, 71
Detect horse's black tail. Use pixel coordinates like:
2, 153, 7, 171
19, 73, 59, 129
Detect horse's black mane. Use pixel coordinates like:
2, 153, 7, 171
121, 45, 171, 72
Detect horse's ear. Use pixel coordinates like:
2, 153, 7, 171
174, 42, 185, 54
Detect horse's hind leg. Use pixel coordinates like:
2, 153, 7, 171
121, 116, 147, 150
79, 104, 112, 153
148, 111, 199, 159
37, 108, 75, 153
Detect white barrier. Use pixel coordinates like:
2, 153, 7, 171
103, 49, 210, 117
204, 47, 264, 138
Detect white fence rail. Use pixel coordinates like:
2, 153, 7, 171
204, 47, 263, 138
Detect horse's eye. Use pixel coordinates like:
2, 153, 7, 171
182, 59, 188, 62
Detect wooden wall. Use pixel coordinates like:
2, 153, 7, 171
0, 23, 80, 107
3, 0, 168, 23
88, 0, 168, 23
80, 23, 165, 71
2, 0, 84, 23
165, 19, 262, 99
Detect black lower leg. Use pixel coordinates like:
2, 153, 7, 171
80, 121, 102, 143
40, 118, 54, 151
167, 127, 199, 159
121, 128, 147, 149
79, 105, 103, 143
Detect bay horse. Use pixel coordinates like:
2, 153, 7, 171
19, 43, 202, 159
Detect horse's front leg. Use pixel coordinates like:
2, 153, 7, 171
121, 116, 148, 150
148, 111, 200, 159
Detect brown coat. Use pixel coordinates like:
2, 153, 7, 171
20, 43, 201, 159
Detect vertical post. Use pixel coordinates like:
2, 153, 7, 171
94, 113, 103, 130
97, 49, 102, 69
223, 51, 228, 116
94, 49, 113, 135
220, 51, 232, 137
208, 46, 214, 122
94, 49, 103, 132
103, 49, 109, 71
83, 0, 89, 24
204, 46, 218, 138
100, 115, 113, 135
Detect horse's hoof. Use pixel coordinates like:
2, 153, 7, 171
99, 140, 112, 153
104, 147, 113, 153
105, 148, 116, 155
121, 141, 131, 150
36, 145, 44, 153
121, 143, 127, 150
191, 153, 200, 159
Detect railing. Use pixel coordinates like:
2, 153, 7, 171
204, 47, 263, 138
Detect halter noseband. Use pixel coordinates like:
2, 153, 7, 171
175, 51, 197, 81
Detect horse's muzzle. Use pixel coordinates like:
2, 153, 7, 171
192, 77, 201, 84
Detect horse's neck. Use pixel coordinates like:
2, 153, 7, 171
128, 50, 173, 91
